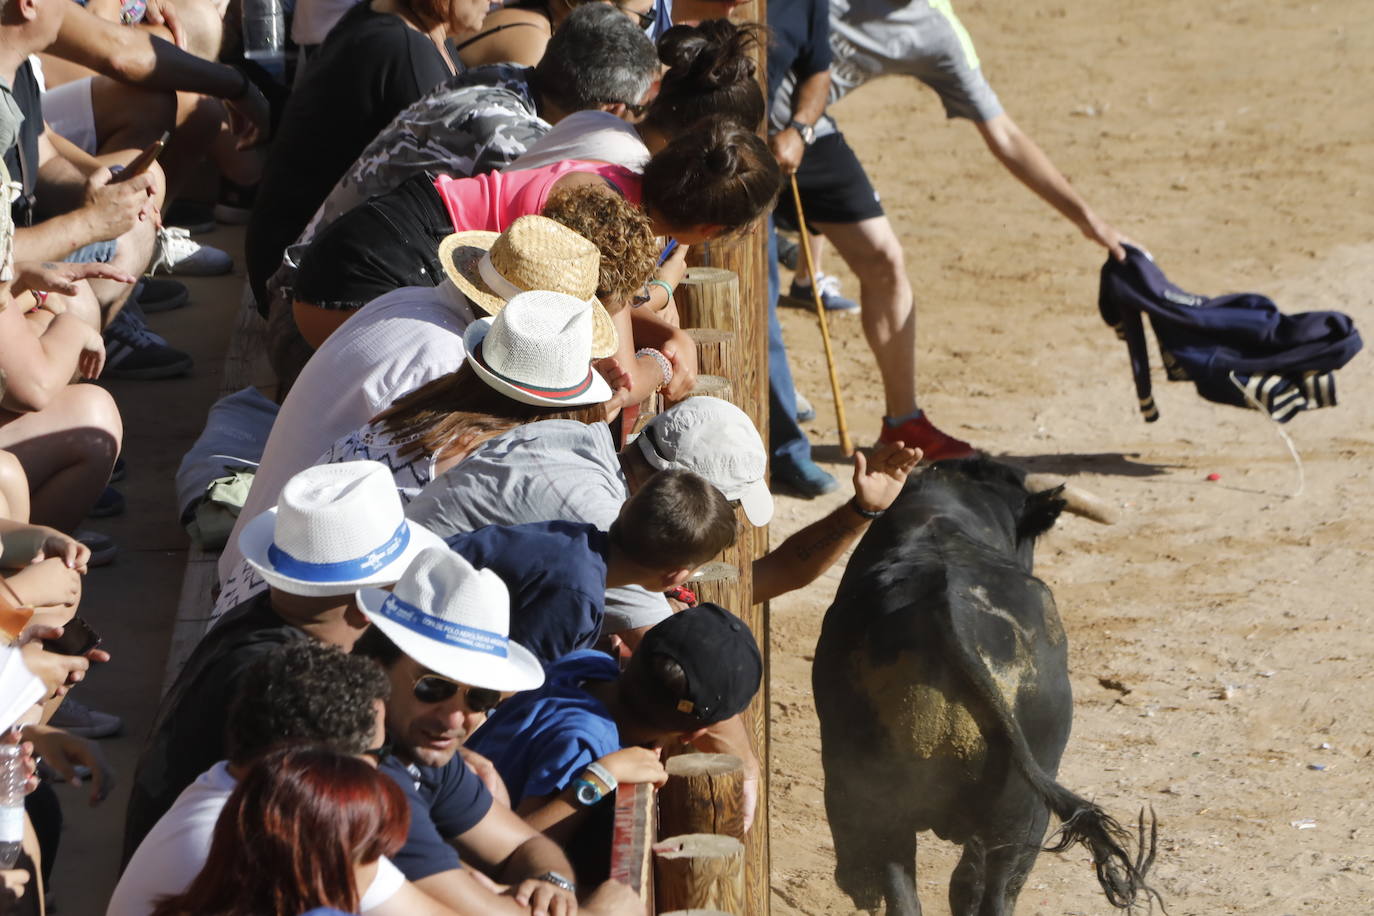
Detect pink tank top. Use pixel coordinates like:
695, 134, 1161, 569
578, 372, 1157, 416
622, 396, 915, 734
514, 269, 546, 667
431, 160, 643, 233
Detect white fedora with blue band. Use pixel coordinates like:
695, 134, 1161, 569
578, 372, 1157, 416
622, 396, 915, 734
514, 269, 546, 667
462, 289, 614, 408
356, 547, 545, 692
239, 460, 447, 597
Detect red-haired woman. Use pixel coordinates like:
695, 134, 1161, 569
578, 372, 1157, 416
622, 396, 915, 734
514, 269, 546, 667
150, 745, 410, 916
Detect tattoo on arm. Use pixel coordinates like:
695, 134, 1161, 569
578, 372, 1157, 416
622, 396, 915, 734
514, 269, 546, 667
792, 512, 866, 563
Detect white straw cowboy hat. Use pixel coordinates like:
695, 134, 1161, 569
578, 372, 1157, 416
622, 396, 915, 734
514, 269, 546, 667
240, 461, 447, 597
438, 215, 618, 358
462, 289, 615, 408
356, 547, 545, 692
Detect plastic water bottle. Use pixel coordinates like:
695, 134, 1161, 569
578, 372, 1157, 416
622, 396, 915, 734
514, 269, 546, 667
241, 0, 285, 63
0, 743, 23, 868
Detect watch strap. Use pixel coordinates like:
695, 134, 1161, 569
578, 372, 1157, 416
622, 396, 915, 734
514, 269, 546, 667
532, 871, 576, 893
788, 119, 816, 144
585, 760, 618, 792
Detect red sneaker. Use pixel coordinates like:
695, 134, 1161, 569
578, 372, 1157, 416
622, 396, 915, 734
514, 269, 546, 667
879, 412, 978, 463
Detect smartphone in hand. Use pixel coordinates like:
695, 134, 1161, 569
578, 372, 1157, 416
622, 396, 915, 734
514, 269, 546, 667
110, 131, 170, 184
41, 616, 102, 656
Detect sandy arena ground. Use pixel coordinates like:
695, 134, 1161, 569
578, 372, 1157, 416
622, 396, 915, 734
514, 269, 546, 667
45, 1, 1372, 913
767, 0, 1374, 912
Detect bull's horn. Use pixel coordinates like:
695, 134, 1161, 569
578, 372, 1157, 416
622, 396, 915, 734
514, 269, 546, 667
1023, 473, 1118, 525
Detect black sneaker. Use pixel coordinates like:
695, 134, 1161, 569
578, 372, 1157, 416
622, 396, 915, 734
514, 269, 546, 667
88, 485, 125, 518
49, 699, 123, 739
74, 529, 118, 566
163, 199, 216, 235
134, 277, 190, 313
102, 308, 194, 380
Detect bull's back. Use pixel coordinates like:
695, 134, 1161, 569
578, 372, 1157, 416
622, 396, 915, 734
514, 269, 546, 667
813, 526, 1073, 836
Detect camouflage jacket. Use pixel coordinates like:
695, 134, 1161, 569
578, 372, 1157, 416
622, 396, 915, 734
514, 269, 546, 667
285, 64, 550, 273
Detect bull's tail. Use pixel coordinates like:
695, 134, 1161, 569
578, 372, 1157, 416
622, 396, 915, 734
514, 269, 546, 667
932, 576, 1163, 911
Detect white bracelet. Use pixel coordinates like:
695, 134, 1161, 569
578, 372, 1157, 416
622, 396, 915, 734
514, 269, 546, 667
635, 347, 673, 392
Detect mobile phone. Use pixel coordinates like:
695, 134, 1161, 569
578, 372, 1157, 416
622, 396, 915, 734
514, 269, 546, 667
110, 131, 170, 184
41, 616, 102, 656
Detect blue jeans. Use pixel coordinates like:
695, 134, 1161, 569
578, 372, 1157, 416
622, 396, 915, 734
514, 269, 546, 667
767, 219, 812, 466
66, 239, 118, 264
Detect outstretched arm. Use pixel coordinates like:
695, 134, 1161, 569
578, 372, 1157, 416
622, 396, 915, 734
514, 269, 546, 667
753, 442, 921, 604
975, 112, 1127, 261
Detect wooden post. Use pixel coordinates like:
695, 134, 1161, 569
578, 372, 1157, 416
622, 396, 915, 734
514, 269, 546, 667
654, 834, 745, 914
685, 328, 736, 380
685, 374, 733, 402
609, 783, 657, 914
659, 754, 746, 841
678, 256, 771, 914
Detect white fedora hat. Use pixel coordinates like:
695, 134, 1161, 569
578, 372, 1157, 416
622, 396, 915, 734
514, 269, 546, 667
356, 547, 545, 692
240, 460, 447, 597
462, 289, 614, 408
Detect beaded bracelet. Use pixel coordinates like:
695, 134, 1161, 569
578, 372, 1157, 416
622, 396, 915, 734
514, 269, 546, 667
635, 347, 673, 392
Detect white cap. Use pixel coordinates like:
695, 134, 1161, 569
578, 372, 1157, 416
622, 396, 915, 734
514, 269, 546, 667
636, 396, 773, 526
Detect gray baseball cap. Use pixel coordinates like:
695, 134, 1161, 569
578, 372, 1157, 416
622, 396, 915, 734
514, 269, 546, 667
635, 397, 773, 526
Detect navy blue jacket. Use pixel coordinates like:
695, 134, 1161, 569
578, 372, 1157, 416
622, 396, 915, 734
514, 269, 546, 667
1099, 246, 1362, 422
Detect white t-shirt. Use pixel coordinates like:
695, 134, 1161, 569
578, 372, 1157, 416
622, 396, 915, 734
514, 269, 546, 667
108, 762, 406, 916
217, 281, 475, 588
504, 110, 651, 173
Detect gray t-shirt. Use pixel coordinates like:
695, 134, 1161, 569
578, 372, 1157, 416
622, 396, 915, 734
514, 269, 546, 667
770, 0, 1004, 134
405, 421, 671, 631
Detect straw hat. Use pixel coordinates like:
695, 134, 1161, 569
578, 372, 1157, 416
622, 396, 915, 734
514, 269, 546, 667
240, 461, 447, 597
356, 548, 545, 692
438, 215, 618, 358
462, 289, 614, 407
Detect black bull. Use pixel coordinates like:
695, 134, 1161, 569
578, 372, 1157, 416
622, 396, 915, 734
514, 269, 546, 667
812, 459, 1159, 914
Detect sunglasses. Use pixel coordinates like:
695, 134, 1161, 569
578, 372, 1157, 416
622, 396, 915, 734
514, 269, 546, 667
412, 673, 504, 713
363, 743, 392, 765
613, 3, 654, 29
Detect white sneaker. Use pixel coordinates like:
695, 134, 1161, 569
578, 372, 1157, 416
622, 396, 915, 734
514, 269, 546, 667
151, 227, 234, 276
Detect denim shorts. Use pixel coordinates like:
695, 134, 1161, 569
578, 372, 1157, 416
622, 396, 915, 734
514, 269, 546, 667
65, 238, 119, 264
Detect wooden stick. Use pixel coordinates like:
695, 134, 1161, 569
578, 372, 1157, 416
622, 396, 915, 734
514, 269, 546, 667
789, 174, 854, 455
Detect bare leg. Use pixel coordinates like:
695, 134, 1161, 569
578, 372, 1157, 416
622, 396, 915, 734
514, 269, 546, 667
0, 385, 122, 532
810, 216, 917, 417
0, 449, 31, 522
89, 205, 159, 325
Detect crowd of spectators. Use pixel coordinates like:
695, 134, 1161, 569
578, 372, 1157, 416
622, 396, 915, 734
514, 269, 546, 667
0, 0, 1123, 908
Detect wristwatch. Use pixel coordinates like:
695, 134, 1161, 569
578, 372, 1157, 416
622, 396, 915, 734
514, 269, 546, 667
571, 760, 618, 806
532, 871, 576, 894
788, 119, 817, 145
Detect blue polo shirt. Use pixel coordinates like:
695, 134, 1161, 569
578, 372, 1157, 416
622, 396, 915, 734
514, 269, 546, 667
380, 753, 493, 881
444, 520, 610, 666
465, 650, 622, 805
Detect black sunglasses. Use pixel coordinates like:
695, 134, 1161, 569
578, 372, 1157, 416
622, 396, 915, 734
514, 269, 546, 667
412, 674, 504, 713
363, 742, 393, 765
614, 3, 654, 29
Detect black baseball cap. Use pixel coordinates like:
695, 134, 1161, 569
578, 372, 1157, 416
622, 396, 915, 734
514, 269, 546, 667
633, 602, 762, 724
